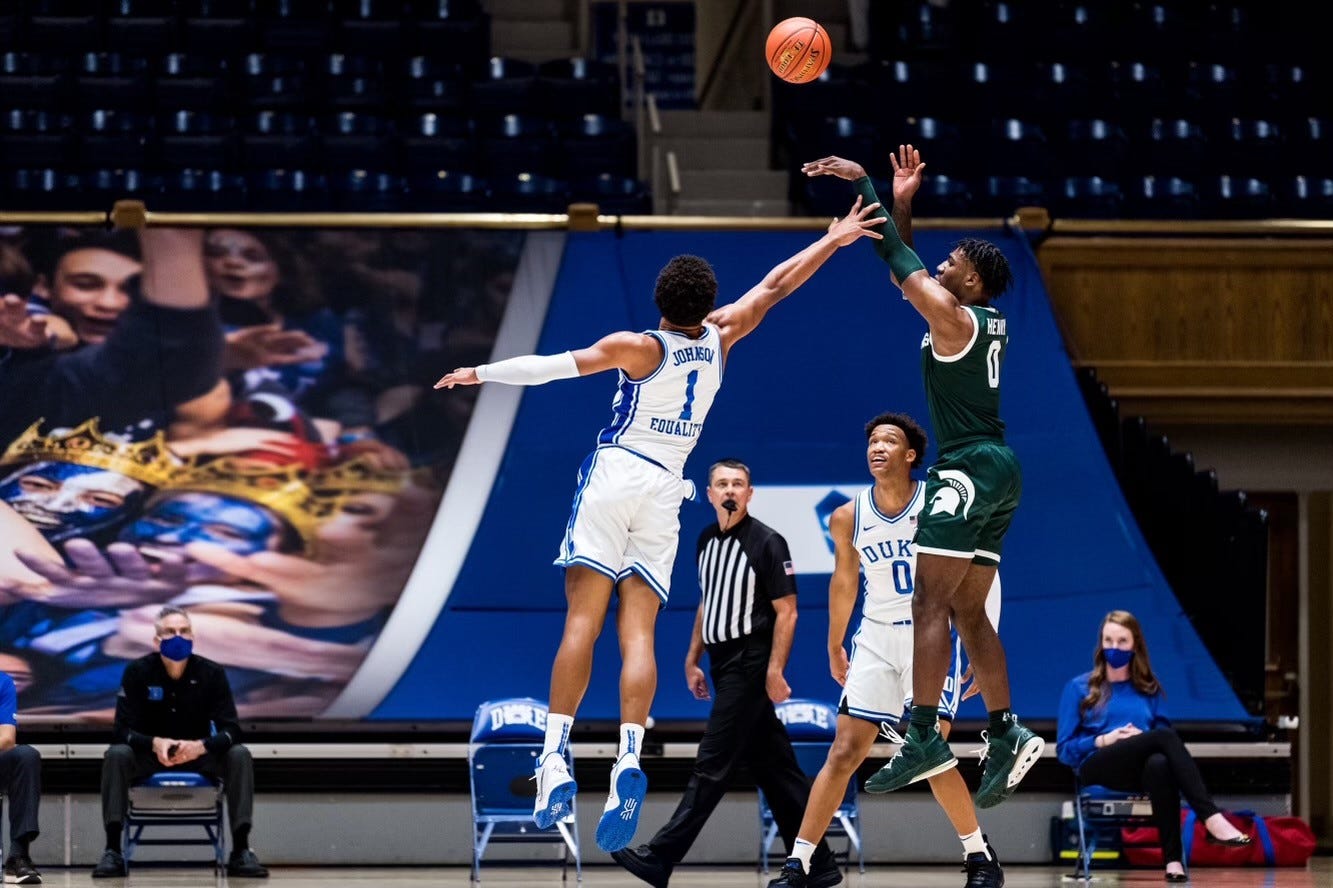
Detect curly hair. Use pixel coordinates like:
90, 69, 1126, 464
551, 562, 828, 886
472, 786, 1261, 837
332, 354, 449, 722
864, 411, 928, 469
654, 254, 717, 327
956, 238, 1014, 299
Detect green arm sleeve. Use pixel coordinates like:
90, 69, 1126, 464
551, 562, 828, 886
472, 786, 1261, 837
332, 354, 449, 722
854, 177, 927, 282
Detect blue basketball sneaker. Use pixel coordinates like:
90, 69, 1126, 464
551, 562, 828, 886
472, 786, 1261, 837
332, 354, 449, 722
596, 752, 647, 852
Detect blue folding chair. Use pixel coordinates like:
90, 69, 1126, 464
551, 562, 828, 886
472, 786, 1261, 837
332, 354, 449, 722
123, 772, 226, 873
759, 699, 864, 875
470, 697, 581, 883
1070, 777, 1161, 879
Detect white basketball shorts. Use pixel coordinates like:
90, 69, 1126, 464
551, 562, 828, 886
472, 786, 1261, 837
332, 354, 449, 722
554, 446, 694, 604
840, 618, 964, 724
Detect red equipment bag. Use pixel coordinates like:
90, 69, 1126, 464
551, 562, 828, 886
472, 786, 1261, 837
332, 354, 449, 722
1121, 809, 1316, 867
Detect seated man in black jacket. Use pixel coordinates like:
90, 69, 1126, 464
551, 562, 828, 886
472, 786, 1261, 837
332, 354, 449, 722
93, 605, 268, 879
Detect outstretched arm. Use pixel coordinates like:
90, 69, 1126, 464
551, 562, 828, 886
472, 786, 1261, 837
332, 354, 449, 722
434, 330, 662, 389
803, 150, 973, 346
707, 197, 884, 353
802, 144, 923, 247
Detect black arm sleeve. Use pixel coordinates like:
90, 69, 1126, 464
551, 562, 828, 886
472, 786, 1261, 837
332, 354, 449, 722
113, 662, 154, 753
760, 533, 798, 601
40, 301, 223, 430
202, 668, 241, 754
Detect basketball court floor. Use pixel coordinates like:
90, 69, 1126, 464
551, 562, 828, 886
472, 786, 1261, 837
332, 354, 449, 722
20, 860, 1330, 886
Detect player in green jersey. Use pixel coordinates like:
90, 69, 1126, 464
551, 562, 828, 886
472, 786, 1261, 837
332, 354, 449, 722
803, 147, 1044, 809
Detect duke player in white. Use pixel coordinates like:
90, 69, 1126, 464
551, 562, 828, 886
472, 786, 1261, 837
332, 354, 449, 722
434, 197, 886, 852
769, 413, 1005, 888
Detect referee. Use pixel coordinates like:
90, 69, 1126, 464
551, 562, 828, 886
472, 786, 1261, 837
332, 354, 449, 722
612, 459, 840, 888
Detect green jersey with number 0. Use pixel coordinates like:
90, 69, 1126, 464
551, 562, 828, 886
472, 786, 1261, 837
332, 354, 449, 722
920, 304, 1007, 452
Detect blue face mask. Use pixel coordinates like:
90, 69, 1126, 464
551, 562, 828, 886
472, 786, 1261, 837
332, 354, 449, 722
160, 635, 193, 662
1103, 647, 1134, 669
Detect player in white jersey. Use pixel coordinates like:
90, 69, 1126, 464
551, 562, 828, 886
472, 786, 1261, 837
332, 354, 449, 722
769, 413, 1005, 888
434, 197, 885, 852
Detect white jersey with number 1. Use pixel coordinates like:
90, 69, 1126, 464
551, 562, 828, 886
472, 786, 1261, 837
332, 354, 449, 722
595, 323, 723, 476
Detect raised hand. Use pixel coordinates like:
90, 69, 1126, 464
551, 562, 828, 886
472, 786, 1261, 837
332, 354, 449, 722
14, 540, 199, 608
0, 293, 52, 350
800, 155, 867, 181
433, 367, 479, 390
224, 324, 328, 371
826, 195, 887, 245
890, 143, 926, 203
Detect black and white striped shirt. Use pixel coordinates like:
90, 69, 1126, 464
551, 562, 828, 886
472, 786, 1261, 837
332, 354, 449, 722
696, 514, 797, 646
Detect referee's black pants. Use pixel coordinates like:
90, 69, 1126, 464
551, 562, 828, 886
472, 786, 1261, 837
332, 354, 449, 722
649, 636, 833, 867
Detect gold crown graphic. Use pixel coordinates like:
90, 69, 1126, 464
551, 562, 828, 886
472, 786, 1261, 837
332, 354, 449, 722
163, 458, 346, 556
310, 456, 407, 496
0, 419, 180, 488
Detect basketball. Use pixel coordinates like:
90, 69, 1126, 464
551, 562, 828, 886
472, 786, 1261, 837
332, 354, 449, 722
765, 16, 832, 84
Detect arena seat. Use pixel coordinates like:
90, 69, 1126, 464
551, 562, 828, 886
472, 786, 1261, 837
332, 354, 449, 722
570, 174, 651, 215
73, 52, 153, 110
0, 109, 75, 168
157, 52, 232, 110
329, 168, 404, 211
1051, 176, 1124, 219
759, 699, 864, 876
400, 113, 475, 174
0, 53, 67, 109
469, 698, 581, 883
469, 57, 538, 118
479, 114, 555, 179
26, 0, 101, 52
123, 772, 226, 873
1280, 175, 1333, 218
181, 0, 253, 51
241, 109, 316, 168
107, 0, 177, 55
556, 114, 636, 181
333, 0, 402, 55
324, 54, 387, 111
159, 109, 236, 170
404, 169, 487, 212
488, 172, 568, 213
537, 58, 621, 117
78, 108, 151, 170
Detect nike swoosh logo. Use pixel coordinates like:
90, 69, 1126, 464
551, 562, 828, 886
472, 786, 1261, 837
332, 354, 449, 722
1011, 735, 1022, 755
862, 525, 876, 532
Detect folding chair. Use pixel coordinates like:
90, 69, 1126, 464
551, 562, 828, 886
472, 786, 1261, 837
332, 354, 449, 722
470, 697, 581, 883
759, 699, 865, 875
1069, 777, 1159, 879
123, 772, 226, 873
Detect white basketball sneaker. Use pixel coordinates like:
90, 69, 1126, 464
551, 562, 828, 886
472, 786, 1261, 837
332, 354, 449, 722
596, 752, 647, 852
533, 751, 578, 829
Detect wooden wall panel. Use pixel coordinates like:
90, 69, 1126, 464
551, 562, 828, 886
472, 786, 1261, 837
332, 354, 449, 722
1037, 237, 1333, 424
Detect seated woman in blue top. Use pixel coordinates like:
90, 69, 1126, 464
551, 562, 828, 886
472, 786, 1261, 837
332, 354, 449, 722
1056, 610, 1250, 883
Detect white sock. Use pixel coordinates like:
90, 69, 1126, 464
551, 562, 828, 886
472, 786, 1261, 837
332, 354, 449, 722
791, 838, 816, 873
542, 713, 574, 761
960, 829, 989, 859
618, 722, 645, 760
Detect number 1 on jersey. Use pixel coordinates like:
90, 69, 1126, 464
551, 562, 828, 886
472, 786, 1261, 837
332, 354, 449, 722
679, 370, 699, 420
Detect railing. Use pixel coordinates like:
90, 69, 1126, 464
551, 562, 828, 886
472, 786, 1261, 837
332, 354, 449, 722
2, 203, 1329, 234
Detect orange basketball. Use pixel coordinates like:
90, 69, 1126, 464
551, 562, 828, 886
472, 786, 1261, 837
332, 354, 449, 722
765, 16, 832, 84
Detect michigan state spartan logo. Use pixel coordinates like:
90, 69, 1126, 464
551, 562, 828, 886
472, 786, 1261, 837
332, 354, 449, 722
929, 469, 976, 519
